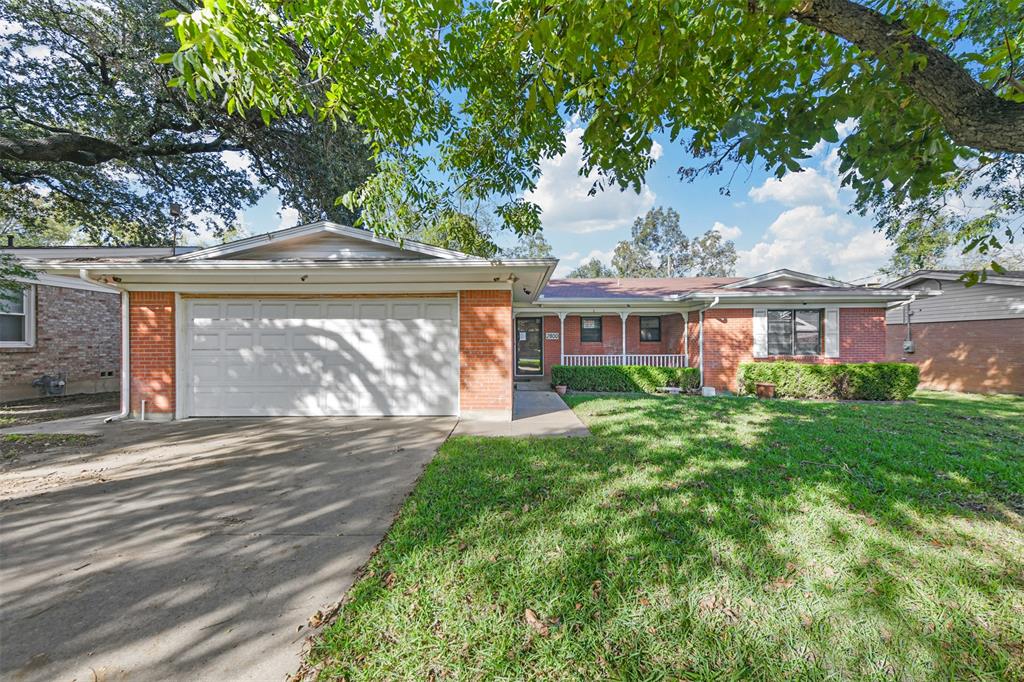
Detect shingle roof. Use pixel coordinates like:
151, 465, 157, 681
540, 277, 742, 299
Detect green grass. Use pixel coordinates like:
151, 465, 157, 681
309, 391, 1024, 680
0, 433, 100, 460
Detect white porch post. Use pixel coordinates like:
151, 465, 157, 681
558, 312, 566, 366
619, 312, 628, 364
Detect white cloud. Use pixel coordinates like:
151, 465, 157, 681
221, 151, 250, 172
553, 248, 615, 277
525, 128, 658, 234
278, 207, 300, 229
748, 168, 839, 207
737, 205, 891, 281
712, 221, 742, 240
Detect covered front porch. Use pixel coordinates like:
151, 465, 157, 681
512, 309, 691, 378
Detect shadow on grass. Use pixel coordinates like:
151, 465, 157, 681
310, 391, 1024, 680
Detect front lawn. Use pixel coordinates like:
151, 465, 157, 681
309, 391, 1024, 680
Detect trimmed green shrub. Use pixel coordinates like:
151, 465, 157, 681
737, 362, 919, 401
551, 365, 700, 394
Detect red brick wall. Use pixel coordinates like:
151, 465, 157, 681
0, 284, 121, 401
563, 314, 624, 357
542, 315, 561, 376
129, 292, 175, 415
887, 319, 1024, 394
700, 309, 755, 391
701, 307, 887, 392
460, 290, 512, 415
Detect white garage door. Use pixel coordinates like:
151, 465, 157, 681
185, 298, 459, 416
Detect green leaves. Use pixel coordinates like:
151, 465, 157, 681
157, 0, 1022, 262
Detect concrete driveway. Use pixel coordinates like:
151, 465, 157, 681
0, 416, 455, 681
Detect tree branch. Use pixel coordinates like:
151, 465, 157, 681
790, 0, 1024, 153
0, 131, 244, 166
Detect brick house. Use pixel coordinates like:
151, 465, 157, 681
30, 222, 914, 421
885, 270, 1024, 394
0, 246, 191, 402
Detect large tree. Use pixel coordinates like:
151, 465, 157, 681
0, 0, 373, 245
611, 207, 737, 277
567, 258, 615, 278
166, 0, 1023, 269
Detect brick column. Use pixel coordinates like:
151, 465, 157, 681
129, 292, 175, 419
459, 290, 512, 420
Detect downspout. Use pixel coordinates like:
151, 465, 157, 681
79, 269, 131, 423
893, 294, 917, 349
698, 296, 720, 388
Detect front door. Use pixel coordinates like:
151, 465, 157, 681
515, 317, 543, 376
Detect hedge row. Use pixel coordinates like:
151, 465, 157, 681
551, 365, 700, 393
737, 361, 919, 401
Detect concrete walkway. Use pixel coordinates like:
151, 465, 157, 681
454, 390, 590, 437
1, 416, 455, 682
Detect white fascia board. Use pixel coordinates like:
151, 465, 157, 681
41, 258, 555, 273
721, 269, 852, 289
10, 273, 118, 294
514, 306, 688, 316
885, 270, 1024, 288
689, 289, 918, 304
171, 221, 484, 262
121, 281, 514, 294
36, 257, 557, 302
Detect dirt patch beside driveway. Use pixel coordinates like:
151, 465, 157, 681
0, 391, 119, 429
0, 416, 455, 682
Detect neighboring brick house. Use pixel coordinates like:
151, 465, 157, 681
885, 270, 1024, 394
1, 246, 191, 402
32, 222, 914, 420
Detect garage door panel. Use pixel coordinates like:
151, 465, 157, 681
186, 298, 458, 416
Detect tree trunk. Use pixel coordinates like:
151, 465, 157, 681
790, 0, 1024, 154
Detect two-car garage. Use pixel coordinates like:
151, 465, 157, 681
183, 297, 459, 417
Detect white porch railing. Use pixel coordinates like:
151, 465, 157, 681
563, 354, 688, 367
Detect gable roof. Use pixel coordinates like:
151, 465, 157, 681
535, 270, 911, 304
720, 269, 851, 289
885, 269, 1024, 289
171, 221, 484, 262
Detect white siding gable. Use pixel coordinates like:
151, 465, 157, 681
885, 280, 1024, 324
225, 233, 433, 261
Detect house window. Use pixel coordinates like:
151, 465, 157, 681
0, 287, 34, 348
580, 316, 602, 343
639, 316, 661, 342
767, 309, 821, 355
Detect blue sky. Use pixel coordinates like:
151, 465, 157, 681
226, 120, 892, 283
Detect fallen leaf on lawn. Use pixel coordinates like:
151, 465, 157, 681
765, 577, 795, 592
880, 628, 892, 643
697, 594, 740, 624
382, 571, 397, 589
524, 608, 549, 637
592, 579, 602, 599
821, 566, 837, 579
639, 597, 651, 607
574, 602, 582, 610
800, 613, 814, 629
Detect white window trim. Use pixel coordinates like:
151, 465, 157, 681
765, 307, 825, 357
0, 285, 35, 349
